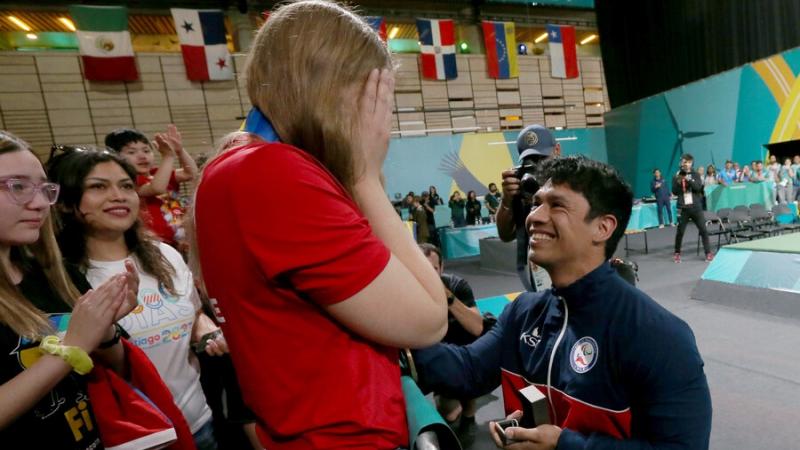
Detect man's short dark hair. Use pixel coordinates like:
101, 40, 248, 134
419, 243, 442, 266
488, 182, 497, 189
535, 156, 633, 259
681, 153, 694, 162
104, 128, 149, 152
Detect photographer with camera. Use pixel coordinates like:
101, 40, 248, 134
672, 153, 713, 263
496, 125, 561, 291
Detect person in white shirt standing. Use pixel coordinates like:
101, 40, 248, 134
47, 146, 225, 450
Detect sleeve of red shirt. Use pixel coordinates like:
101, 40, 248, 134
231, 145, 391, 307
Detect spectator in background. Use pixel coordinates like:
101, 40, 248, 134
768, 155, 781, 203
465, 190, 482, 225
673, 153, 713, 263
412, 196, 430, 244
105, 125, 198, 249
419, 243, 483, 445
420, 191, 439, 245
704, 164, 719, 186
402, 192, 415, 216
449, 191, 466, 227
752, 160, 767, 182
777, 157, 795, 204
792, 155, 800, 201
651, 169, 672, 228
718, 160, 737, 186
429, 186, 444, 205
733, 162, 741, 180
484, 182, 501, 216
697, 165, 705, 180
738, 165, 751, 183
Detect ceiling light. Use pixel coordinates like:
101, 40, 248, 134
580, 34, 598, 45
26, 33, 37, 40
7, 16, 32, 32
388, 26, 399, 40
58, 17, 76, 32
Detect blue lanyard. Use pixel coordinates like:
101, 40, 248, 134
243, 107, 281, 143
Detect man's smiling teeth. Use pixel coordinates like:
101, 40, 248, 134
532, 233, 553, 241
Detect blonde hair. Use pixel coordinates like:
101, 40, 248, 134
244, 0, 393, 195
0, 131, 81, 338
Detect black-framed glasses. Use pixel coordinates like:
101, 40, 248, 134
0, 177, 60, 205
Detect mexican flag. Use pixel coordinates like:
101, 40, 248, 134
70, 5, 138, 81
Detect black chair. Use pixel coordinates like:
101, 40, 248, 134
752, 208, 782, 236
697, 210, 729, 254
733, 205, 750, 215
749, 203, 767, 212
729, 210, 767, 242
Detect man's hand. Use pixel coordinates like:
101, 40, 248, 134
501, 169, 520, 207
489, 410, 561, 450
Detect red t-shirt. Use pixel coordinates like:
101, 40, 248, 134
195, 143, 408, 449
136, 169, 182, 246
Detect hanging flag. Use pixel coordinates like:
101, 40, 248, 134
171, 8, 233, 81
69, 5, 138, 81
365, 16, 387, 41
547, 24, 579, 79
416, 18, 457, 80
481, 21, 519, 79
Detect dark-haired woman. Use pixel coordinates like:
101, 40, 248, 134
465, 190, 482, 226
449, 191, 467, 227
47, 148, 222, 450
0, 131, 137, 449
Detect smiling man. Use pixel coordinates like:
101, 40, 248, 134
412, 156, 712, 450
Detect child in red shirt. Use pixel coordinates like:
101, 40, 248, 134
105, 125, 198, 248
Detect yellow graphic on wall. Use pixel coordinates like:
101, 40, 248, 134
752, 55, 800, 144
442, 132, 515, 196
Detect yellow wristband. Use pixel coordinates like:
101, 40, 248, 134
39, 336, 94, 375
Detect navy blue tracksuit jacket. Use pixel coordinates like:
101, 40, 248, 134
413, 262, 712, 449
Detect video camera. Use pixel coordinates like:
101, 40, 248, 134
513, 163, 542, 196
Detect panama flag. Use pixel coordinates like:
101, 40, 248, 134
171, 9, 233, 81
416, 18, 457, 80
365, 16, 387, 41
482, 21, 519, 79
547, 24, 579, 79
69, 5, 138, 81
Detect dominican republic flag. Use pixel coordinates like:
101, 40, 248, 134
547, 24, 579, 79
416, 18, 457, 80
69, 5, 138, 81
482, 21, 519, 79
365, 16, 387, 41
171, 9, 233, 81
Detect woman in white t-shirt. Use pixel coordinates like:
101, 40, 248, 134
47, 146, 225, 450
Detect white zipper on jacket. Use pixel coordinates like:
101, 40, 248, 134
546, 295, 568, 425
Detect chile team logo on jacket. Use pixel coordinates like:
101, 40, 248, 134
570, 337, 598, 373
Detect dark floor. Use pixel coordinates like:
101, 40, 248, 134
442, 225, 800, 450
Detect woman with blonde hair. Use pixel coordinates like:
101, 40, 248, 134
0, 131, 136, 448
193, 1, 447, 448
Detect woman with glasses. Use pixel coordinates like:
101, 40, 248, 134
193, 1, 448, 448
0, 131, 137, 448
47, 147, 222, 450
